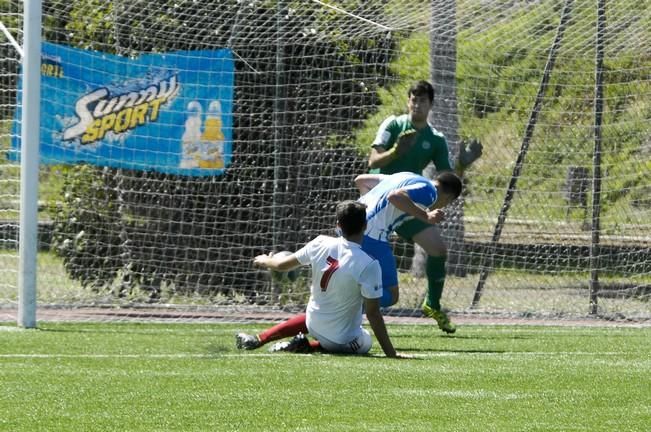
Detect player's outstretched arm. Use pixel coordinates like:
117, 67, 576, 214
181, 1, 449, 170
364, 298, 397, 358
254, 252, 301, 272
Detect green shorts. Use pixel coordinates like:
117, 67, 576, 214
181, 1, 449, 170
394, 218, 431, 242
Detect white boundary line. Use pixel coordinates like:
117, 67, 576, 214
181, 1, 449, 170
0, 351, 631, 360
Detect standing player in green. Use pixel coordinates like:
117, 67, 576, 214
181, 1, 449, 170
366, 80, 482, 333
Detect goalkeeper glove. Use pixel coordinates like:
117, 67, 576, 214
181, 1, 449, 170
457, 139, 483, 169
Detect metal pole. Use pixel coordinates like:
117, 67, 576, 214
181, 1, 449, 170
471, 0, 574, 307
427, 0, 463, 277
271, 0, 286, 302
589, 0, 606, 314
18, 0, 42, 328
272, 0, 286, 251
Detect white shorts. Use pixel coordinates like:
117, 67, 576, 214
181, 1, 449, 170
308, 326, 373, 355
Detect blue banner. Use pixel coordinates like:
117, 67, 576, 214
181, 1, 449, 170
11, 42, 234, 176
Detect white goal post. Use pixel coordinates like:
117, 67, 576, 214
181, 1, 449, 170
16, 0, 41, 328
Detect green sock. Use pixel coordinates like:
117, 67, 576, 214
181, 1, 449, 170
426, 255, 446, 310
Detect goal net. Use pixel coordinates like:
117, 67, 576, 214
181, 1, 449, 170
1, 0, 650, 324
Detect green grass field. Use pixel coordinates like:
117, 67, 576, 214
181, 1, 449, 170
1, 322, 650, 431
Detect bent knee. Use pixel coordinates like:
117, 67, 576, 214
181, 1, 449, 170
413, 227, 447, 256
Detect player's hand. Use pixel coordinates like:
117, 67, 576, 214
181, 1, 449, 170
384, 351, 413, 359
394, 130, 418, 156
426, 209, 445, 225
395, 352, 414, 359
458, 138, 483, 168
253, 253, 273, 268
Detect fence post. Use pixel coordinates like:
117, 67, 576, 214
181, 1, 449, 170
589, 0, 606, 315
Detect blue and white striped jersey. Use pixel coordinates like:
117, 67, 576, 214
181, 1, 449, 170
358, 172, 438, 243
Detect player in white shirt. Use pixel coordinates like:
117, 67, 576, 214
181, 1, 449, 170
238, 200, 401, 357
355, 171, 463, 308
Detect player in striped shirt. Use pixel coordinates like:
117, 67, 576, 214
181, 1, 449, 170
356, 171, 463, 309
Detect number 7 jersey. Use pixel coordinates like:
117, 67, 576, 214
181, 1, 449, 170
294, 235, 382, 344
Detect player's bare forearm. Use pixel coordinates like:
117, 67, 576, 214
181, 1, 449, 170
387, 191, 428, 223
367, 147, 396, 169
253, 253, 300, 272
388, 191, 445, 225
364, 299, 397, 358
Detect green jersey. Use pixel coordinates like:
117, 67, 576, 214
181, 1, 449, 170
370, 114, 452, 175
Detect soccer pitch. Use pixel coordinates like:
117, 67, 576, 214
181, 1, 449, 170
1, 322, 650, 431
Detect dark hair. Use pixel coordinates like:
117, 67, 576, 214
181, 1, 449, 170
336, 200, 367, 237
435, 171, 463, 199
408, 80, 434, 103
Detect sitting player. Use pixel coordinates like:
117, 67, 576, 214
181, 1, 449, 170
239, 200, 405, 358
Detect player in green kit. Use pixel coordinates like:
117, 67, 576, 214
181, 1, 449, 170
366, 80, 483, 333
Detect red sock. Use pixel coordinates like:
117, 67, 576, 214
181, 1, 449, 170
308, 340, 321, 351
258, 313, 307, 344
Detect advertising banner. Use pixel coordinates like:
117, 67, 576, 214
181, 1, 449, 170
11, 42, 234, 176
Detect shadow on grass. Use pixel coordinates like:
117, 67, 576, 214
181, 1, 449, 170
205, 343, 232, 356
395, 333, 534, 341
399, 346, 508, 354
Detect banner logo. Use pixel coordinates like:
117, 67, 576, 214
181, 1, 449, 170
62, 74, 179, 144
